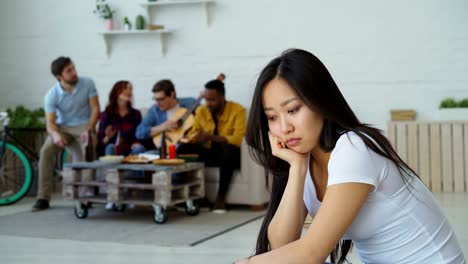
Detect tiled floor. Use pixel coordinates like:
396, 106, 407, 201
0, 193, 466, 264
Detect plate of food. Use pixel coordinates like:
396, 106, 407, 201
122, 154, 150, 164
137, 153, 160, 161
99, 155, 125, 163
152, 158, 186, 166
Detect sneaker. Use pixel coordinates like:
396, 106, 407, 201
212, 199, 227, 214
105, 202, 114, 211
32, 199, 50, 212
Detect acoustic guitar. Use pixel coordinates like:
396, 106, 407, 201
152, 93, 204, 148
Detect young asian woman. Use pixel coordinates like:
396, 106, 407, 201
235, 49, 464, 264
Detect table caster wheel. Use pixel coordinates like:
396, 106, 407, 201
153, 206, 168, 224
74, 203, 88, 219
185, 201, 200, 216
114, 204, 126, 212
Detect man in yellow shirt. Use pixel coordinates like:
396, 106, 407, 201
178, 75, 246, 213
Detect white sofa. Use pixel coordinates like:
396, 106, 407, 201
203, 139, 270, 208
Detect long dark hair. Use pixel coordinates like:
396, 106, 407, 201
105, 80, 132, 119
246, 49, 420, 263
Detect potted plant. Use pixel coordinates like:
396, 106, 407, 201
5, 106, 47, 158
135, 15, 146, 30
458, 98, 468, 108
6, 106, 45, 129
93, 0, 115, 31
437, 97, 468, 121
123, 16, 132, 31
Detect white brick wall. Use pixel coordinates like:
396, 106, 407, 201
1, 0, 467, 129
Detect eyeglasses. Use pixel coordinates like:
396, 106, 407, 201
153, 96, 167, 102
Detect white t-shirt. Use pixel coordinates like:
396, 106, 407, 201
303, 132, 465, 264
166, 104, 180, 120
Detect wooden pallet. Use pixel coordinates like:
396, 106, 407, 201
62, 161, 205, 223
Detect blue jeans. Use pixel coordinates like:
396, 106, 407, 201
104, 144, 146, 156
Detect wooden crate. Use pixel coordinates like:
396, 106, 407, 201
390, 109, 416, 121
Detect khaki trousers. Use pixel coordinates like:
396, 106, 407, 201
37, 124, 96, 200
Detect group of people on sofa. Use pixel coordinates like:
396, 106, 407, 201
32, 56, 246, 214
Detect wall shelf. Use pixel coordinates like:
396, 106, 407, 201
97, 1, 214, 57
99, 29, 172, 57
140, 0, 215, 26
141, 0, 214, 6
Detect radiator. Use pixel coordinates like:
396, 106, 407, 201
387, 121, 468, 192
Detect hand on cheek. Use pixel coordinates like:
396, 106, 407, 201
268, 131, 309, 169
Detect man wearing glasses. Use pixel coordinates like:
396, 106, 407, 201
135, 79, 197, 146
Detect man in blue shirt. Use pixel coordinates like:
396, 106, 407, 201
136, 79, 197, 147
32, 57, 100, 211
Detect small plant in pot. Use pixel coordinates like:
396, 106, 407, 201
6, 106, 45, 129
135, 15, 146, 30
437, 97, 468, 121
458, 98, 468, 108
123, 16, 132, 31
5, 106, 46, 156
93, 0, 115, 31
439, 98, 458, 109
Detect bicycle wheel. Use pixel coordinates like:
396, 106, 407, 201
0, 141, 33, 205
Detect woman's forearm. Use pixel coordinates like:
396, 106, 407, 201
268, 165, 308, 249
249, 238, 325, 264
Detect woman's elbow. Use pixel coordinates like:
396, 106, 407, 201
267, 227, 280, 250
267, 227, 295, 250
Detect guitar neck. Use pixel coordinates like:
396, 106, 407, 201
177, 95, 203, 122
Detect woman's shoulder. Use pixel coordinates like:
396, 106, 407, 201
100, 110, 109, 119
333, 131, 368, 154
129, 107, 142, 115
328, 131, 384, 189
330, 131, 384, 172
102, 110, 120, 121
99, 111, 115, 126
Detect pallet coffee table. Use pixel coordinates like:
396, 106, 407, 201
62, 161, 205, 224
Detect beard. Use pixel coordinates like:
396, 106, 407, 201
208, 105, 219, 114
63, 76, 78, 86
